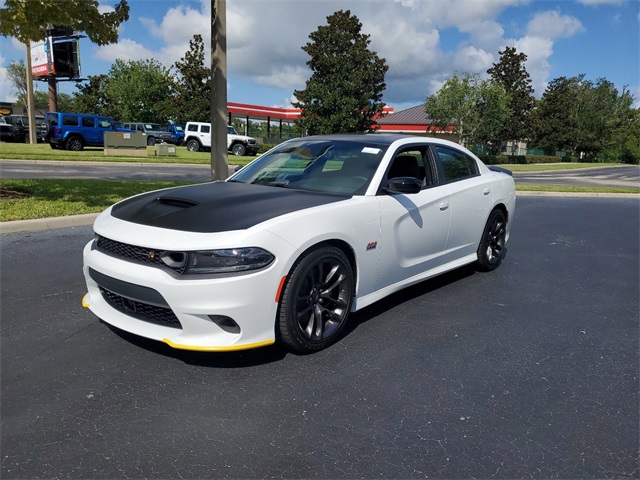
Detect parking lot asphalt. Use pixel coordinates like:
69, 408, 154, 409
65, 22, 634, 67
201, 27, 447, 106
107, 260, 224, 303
1, 196, 638, 478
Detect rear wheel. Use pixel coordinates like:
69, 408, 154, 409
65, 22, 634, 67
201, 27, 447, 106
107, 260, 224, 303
49, 143, 58, 149
477, 209, 506, 271
232, 143, 246, 156
186, 139, 201, 152
65, 136, 84, 151
278, 246, 354, 353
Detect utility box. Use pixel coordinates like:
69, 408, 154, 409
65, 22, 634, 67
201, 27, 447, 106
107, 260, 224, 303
104, 131, 148, 156
154, 143, 177, 157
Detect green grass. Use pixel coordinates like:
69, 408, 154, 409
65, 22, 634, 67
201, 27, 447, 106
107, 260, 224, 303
0, 178, 196, 221
0, 142, 255, 165
516, 184, 640, 194
499, 162, 627, 172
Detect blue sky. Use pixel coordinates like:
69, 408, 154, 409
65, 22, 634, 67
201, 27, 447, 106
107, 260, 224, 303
1, 0, 638, 110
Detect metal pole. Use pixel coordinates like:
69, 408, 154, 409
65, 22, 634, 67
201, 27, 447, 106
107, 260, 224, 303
211, 0, 228, 180
24, 41, 37, 144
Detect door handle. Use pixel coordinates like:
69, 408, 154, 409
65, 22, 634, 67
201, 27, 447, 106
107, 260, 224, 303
439, 201, 449, 211
483, 188, 491, 195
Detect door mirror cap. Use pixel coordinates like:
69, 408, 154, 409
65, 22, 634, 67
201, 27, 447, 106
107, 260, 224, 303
386, 177, 422, 194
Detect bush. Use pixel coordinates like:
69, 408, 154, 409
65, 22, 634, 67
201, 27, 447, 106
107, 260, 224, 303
257, 143, 278, 154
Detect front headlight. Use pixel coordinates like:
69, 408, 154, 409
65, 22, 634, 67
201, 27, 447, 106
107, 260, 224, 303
180, 247, 275, 274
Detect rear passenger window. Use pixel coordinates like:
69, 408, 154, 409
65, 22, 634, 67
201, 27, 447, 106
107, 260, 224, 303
201, 125, 210, 134
82, 117, 95, 127
433, 146, 479, 183
187, 124, 198, 132
62, 115, 78, 126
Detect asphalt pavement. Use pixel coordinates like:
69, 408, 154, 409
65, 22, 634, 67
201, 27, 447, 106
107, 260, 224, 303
1, 196, 638, 478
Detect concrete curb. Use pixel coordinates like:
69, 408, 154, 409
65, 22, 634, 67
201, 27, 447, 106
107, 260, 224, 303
1, 191, 637, 234
0, 213, 99, 234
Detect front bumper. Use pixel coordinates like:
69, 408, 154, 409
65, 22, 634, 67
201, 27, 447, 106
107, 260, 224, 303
82, 240, 288, 351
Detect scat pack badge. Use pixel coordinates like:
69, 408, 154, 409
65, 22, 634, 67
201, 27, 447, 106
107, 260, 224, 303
366, 241, 377, 251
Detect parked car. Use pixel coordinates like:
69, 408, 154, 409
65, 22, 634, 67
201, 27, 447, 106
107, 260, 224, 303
121, 122, 173, 146
161, 124, 185, 146
45, 112, 133, 151
0, 114, 47, 143
82, 134, 516, 354
184, 121, 259, 155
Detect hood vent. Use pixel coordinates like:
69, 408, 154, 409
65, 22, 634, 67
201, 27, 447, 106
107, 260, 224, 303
157, 197, 199, 208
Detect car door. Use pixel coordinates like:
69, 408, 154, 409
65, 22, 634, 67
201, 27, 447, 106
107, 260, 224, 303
430, 145, 493, 264
375, 146, 452, 290
80, 116, 98, 145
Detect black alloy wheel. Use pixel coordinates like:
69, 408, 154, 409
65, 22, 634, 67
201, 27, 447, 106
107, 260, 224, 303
65, 136, 84, 151
477, 209, 506, 271
279, 246, 354, 353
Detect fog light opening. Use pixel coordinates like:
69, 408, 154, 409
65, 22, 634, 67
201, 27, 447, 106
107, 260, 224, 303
208, 315, 241, 334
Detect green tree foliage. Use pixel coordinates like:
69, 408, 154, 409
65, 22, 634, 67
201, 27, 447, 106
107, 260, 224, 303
172, 34, 211, 124
487, 46, 535, 148
425, 72, 510, 148
103, 59, 174, 122
293, 10, 389, 135
530, 75, 639, 162
6, 60, 27, 99
15, 90, 48, 110
0, 0, 129, 45
73, 74, 113, 116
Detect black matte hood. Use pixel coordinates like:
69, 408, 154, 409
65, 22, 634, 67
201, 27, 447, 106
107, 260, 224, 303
110, 181, 351, 233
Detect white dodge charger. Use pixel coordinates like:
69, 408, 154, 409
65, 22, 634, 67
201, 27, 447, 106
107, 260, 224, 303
82, 134, 516, 353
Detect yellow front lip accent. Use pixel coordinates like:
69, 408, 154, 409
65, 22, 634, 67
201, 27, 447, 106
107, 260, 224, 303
82, 293, 90, 308
163, 338, 275, 352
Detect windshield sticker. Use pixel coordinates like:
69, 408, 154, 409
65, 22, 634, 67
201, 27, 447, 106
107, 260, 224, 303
362, 147, 381, 154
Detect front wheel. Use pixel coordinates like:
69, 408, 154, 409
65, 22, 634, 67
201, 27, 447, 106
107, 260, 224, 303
477, 209, 507, 271
278, 246, 354, 353
232, 143, 246, 156
147, 136, 156, 146
186, 139, 201, 152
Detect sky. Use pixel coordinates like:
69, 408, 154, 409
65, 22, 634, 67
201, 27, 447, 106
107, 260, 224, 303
0, 0, 639, 111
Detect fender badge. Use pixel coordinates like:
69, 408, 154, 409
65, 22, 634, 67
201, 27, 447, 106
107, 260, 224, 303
366, 242, 377, 251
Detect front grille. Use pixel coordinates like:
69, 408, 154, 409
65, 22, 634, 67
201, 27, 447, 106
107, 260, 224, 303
95, 235, 186, 274
99, 286, 182, 329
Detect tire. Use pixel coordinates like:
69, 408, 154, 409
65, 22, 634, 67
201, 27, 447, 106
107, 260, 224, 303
24, 133, 29, 143
147, 136, 156, 146
232, 143, 246, 156
186, 139, 201, 152
65, 136, 84, 151
278, 246, 354, 353
477, 209, 507, 271
50, 143, 58, 149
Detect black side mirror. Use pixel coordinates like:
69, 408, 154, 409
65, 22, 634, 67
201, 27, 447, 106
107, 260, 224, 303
386, 177, 422, 194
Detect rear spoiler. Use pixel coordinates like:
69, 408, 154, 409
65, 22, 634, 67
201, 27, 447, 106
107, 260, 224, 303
488, 165, 513, 176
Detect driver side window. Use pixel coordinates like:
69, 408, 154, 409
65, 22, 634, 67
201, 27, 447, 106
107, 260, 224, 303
386, 148, 433, 187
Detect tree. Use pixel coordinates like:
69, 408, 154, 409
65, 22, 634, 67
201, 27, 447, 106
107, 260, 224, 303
0, 0, 129, 45
172, 34, 211, 124
529, 76, 577, 154
6, 60, 27, 100
487, 46, 535, 150
293, 10, 389, 135
425, 72, 510, 148
103, 59, 174, 122
73, 74, 113, 116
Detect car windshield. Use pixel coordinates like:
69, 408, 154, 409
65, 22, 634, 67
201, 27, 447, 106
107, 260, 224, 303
146, 124, 160, 130
174, 126, 184, 132
230, 138, 388, 195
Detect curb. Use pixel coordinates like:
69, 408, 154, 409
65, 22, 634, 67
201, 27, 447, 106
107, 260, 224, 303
0, 213, 99, 234
1, 191, 637, 234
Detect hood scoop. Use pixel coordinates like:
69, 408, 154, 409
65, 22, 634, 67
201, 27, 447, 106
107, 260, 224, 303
157, 197, 199, 208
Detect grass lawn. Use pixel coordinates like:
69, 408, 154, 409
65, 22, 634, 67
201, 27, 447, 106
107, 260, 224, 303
497, 162, 626, 172
0, 179, 196, 222
0, 142, 256, 166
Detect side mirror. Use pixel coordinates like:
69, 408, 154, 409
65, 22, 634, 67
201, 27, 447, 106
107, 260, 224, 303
386, 177, 422, 194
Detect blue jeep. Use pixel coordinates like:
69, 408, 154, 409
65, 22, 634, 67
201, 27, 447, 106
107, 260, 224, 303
45, 112, 132, 151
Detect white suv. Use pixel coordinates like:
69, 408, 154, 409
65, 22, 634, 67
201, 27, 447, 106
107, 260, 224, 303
184, 122, 259, 156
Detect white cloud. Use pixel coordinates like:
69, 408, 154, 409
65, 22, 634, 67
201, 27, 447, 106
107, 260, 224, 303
577, 0, 622, 5
95, 38, 155, 62
527, 10, 585, 39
